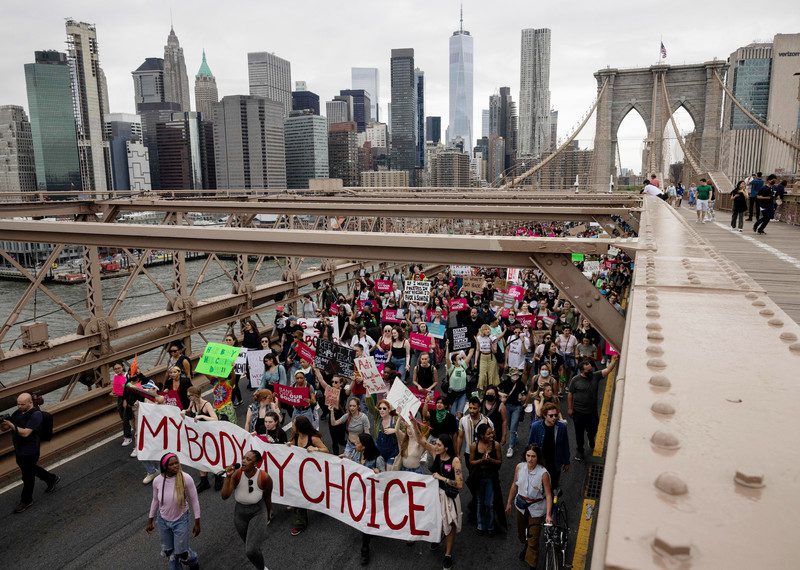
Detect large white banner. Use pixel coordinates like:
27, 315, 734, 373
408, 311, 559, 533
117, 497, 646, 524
136, 403, 442, 542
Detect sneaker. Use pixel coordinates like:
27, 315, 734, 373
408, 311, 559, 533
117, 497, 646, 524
506, 447, 514, 458
143, 472, 158, 485
45, 475, 61, 493
738, 229, 743, 233
130, 448, 138, 458
13, 501, 33, 514
122, 437, 133, 446
443, 554, 454, 569
290, 527, 303, 536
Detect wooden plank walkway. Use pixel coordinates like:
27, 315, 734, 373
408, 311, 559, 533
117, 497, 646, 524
674, 204, 800, 324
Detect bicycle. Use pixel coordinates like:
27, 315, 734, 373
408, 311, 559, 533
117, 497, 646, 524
542, 489, 571, 570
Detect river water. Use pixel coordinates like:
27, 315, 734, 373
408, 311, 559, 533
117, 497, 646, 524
0, 256, 319, 393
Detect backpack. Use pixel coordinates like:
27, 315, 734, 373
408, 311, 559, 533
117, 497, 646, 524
37, 408, 54, 441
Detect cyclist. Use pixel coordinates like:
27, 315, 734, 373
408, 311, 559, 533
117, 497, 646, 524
506, 444, 552, 569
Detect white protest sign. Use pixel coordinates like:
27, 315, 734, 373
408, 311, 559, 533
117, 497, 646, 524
326, 316, 341, 343
136, 403, 441, 542
583, 260, 601, 274
450, 265, 472, 276
355, 356, 387, 395
246, 349, 269, 388
404, 280, 432, 304
296, 318, 321, 345
506, 268, 521, 284
233, 348, 248, 376
607, 246, 620, 257
386, 379, 421, 422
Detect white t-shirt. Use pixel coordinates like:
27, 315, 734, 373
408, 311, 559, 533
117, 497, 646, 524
458, 414, 494, 454
506, 334, 531, 369
642, 184, 661, 197
556, 334, 578, 355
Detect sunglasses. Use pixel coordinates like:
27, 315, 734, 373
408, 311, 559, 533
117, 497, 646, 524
248, 479, 253, 493
378, 407, 388, 410
261, 339, 270, 344
546, 413, 558, 418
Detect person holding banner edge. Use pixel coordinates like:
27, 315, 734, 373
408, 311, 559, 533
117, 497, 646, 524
286, 416, 329, 536
221, 450, 274, 570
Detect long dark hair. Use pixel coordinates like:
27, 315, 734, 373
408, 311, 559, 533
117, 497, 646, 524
358, 433, 381, 461
437, 433, 456, 458
291, 415, 321, 441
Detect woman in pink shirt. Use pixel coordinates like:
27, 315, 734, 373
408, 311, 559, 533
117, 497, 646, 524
145, 453, 201, 569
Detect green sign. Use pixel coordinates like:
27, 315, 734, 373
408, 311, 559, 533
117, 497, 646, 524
195, 342, 242, 378
571, 253, 585, 262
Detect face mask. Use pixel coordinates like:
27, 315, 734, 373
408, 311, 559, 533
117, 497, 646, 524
485, 395, 496, 402
540, 370, 550, 378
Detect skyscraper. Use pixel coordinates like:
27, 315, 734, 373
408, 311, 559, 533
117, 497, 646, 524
137, 101, 181, 190
284, 110, 328, 188
426, 116, 441, 144
104, 113, 147, 191
390, 49, 416, 176
132, 58, 166, 111
481, 109, 490, 138
292, 87, 320, 115
326, 96, 353, 129
213, 95, 286, 189
519, 28, 552, 158
415, 69, 425, 168
430, 149, 470, 187
550, 110, 558, 152
163, 26, 191, 111
328, 122, 359, 187
66, 19, 110, 194
339, 90, 372, 132
448, 7, 473, 148
351, 68, 379, 122
489, 87, 518, 172
156, 112, 208, 190
194, 50, 219, 122
24, 50, 81, 192
248, 52, 292, 116
0, 106, 37, 196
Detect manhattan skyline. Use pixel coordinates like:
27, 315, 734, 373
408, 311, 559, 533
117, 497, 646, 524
1, 0, 798, 172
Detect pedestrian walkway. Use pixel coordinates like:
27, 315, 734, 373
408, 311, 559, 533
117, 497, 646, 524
674, 204, 800, 324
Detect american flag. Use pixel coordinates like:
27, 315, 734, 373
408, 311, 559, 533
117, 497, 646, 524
660, 42, 667, 59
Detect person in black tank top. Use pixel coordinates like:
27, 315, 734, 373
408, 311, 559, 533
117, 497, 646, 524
481, 387, 508, 447
468, 423, 504, 535
418, 430, 463, 570
412, 353, 438, 392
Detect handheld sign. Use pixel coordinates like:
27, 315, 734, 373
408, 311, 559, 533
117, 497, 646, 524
374, 279, 393, 293
329, 303, 340, 315
355, 356, 388, 394
571, 253, 585, 262
461, 275, 485, 293
275, 384, 310, 407
426, 322, 446, 339
387, 379, 421, 422
508, 285, 525, 302
325, 386, 341, 408
233, 348, 248, 376
450, 326, 471, 351
410, 332, 431, 351
246, 349, 270, 389
405, 280, 432, 304
408, 386, 442, 410
295, 341, 317, 363
381, 309, 402, 323
195, 343, 242, 378
449, 297, 468, 312
314, 339, 356, 378
450, 265, 472, 276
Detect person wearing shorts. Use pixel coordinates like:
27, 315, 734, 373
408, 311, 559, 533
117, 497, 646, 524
695, 179, 712, 223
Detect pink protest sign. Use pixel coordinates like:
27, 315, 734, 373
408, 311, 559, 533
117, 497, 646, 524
296, 341, 317, 363
407, 386, 442, 410
374, 279, 393, 293
329, 303, 339, 315
449, 297, 468, 312
410, 332, 431, 351
517, 314, 536, 327
508, 285, 525, 302
356, 299, 375, 312
605, 343, 619, 356
275, 384, 310, 407
381, 309, 402, 323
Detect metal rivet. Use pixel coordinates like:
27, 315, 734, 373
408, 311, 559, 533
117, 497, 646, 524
734, 470, 765, 489
647, 358, 667, 370
654, 472, 687, 495
646, 345, 664, 356
759, 309, 774, 317
752, 300, 766, 307
585, 301, 593, 308
646, 287, 656, 294
545, 259, 553, 266
745, 292, 758, 299
561, 259, 568, 266
647, 332, 664, 342
651, 431, 680, 449
651, 400, 675, 415
779, 332, 798, 342
646, 310, 660, 318
768, 318, 784, 327
687, 272, 697, 278
646, 302, 659, 309
649, 374, 671, 388
646, 322, 662, 331
593, 293, 601, 301
790, 342, 800, 354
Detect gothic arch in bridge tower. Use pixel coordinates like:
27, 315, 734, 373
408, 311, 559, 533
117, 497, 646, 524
590, 60, 728, 192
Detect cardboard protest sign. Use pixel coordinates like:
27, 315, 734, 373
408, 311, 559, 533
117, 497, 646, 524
314, 339, 356, 378
607, 246, 620, 257
355, 356, 388, 394
404, 280, 432, 304
325, 386, 341, 408
508, 285, 525, 302
136, 403, 442, 542
449, 297, 468, 312
493, 279, 508, 291
381, 309, 403, 323
450, 265, 472, 276
195, 342, 242, 378
295, 341, 316, 363
275, 384, 310, 407
246, 349, 269, 388
374, 279, 393, 293
426, 322, 446, 339
233, 348, 248, 376
461, 275, 485, 293
566, 223, 587, 236
386, 379, 421, 422
450, 326, 471, 351
410, 332, 431, 351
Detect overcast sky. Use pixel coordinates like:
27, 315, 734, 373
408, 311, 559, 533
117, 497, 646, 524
2, 0, 798, 172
